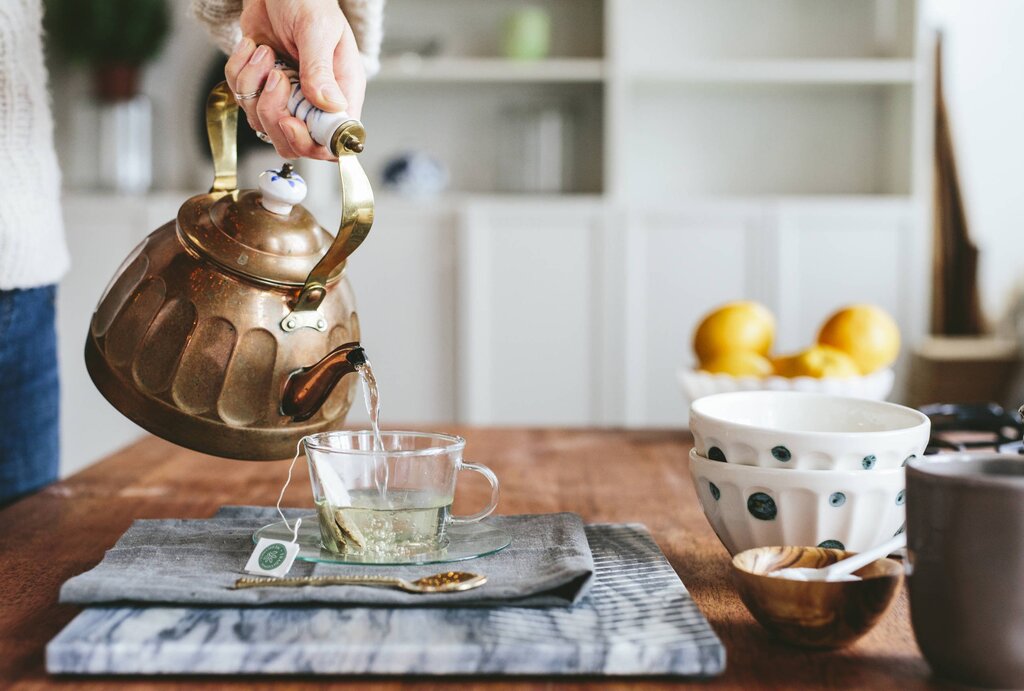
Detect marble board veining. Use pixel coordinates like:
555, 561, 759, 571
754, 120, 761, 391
46, 524, 725, 677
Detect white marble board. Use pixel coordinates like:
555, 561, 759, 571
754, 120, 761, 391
46, 524, 725, 677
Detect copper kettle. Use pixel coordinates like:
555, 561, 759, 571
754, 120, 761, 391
85, 83, 373, 461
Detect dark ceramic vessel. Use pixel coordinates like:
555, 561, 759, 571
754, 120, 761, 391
907, 455, 1024, 689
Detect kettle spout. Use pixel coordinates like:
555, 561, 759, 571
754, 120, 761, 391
281, 342, 365, 422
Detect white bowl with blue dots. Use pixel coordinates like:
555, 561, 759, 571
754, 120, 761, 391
690, 391, 929, 471
689, 448, 906, 556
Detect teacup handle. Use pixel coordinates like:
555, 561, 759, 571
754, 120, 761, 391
450, 461, 499, 524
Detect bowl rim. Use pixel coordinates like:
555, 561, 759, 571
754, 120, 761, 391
907, 453, 1024, 490
690, 391, 930, 439
688, 448, 906, 477
730, 545, 905, 582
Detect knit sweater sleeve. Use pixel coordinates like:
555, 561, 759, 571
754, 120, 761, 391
189, 0, 384, 76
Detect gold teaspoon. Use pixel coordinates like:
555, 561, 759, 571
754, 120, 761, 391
232, 570, 487, 594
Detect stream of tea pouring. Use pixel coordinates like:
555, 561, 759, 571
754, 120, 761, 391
274, 352, 390, 540
357, 357, 389, 499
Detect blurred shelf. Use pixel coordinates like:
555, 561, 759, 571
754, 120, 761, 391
628, 59, 919, 85
61, 189, 920, 207
375, 57, 606, 83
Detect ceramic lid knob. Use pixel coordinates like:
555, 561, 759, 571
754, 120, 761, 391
258, 163, 307, 215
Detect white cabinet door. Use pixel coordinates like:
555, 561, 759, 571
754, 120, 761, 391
344, 197, 458, 425
773, 198, 927, 353
772, 198, 928, 400
457, 199, 606, 425
622, 202, 768, 427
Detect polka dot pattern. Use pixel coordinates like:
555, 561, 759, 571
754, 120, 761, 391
747, 492, 777, 521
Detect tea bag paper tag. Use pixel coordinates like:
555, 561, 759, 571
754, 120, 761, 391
244, 537, 300, 578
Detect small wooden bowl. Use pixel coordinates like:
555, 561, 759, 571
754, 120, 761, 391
731, 545, 904, 649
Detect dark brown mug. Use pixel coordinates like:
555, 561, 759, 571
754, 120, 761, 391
906, 455, 1024, 689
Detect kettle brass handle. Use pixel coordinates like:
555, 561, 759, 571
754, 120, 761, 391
282, 121, 374, 332
202, 81, 374, 333
206, 81, 238, 194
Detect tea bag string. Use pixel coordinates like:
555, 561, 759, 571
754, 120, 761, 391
275, 438, 304, 543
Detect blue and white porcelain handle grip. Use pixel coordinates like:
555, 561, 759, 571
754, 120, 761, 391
278, 63, 365, 156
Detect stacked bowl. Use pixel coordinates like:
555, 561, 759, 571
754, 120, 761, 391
688, 391, 930, 555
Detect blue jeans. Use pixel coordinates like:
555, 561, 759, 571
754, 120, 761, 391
0, 286, 59, 505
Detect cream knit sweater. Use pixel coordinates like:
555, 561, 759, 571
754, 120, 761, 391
0, 0, 68, 290
0, 0, 383, 290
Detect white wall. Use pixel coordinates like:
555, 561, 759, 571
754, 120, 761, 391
925, 1, 1024, 325
57, 195, 182, 477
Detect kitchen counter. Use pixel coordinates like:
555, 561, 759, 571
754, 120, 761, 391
0, 428, 935, 688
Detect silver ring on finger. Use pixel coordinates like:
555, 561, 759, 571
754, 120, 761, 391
255, 131, 272, 144
234, 88, 263, 102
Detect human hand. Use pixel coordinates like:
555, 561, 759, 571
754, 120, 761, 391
224, 0, 366, 161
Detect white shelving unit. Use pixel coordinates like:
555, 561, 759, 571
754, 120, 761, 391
629, 59, 918, 85
376, 57, 606, 83
606, 0, 930, 201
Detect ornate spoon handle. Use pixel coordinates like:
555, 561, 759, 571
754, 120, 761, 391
233, 575, 402, 590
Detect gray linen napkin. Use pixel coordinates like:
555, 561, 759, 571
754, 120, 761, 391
60, 506, 594, 608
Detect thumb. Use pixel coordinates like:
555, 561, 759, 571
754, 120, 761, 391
296, 24, 347, 112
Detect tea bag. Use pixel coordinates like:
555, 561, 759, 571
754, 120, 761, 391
315, 499, 366, 551
309, 454, 365, 552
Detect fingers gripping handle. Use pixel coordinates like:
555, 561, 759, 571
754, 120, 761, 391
203, 78, 373, 333
450, 462, 500, 524
204, 71, 364, 196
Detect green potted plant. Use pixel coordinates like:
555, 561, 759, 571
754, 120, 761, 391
44, 0, 171, 101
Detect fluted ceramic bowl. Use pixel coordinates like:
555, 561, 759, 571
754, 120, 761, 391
689, 449, 906, 555
689, 391, 929, 471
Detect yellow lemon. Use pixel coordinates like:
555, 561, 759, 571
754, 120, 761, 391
772, 345, 861, 379
699, 351, 774, 378
817, 305, 900, 375
693, 301, 775, 364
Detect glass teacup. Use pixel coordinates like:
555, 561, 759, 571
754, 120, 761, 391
304, 431, 499, 558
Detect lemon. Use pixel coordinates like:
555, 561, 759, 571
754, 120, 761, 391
693, 301, 775, 364
699, 351, 774, 377
772, 345, 861, 379
817, 305, 900, 375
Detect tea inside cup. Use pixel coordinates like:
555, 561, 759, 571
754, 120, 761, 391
304, 430, 499, 558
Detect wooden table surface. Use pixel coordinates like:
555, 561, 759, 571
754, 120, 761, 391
0, 427, 939, 690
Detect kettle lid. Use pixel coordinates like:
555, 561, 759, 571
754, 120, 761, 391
176, 164, 339, 287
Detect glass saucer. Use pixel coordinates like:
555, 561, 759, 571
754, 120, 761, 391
253, 516, 511, 566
